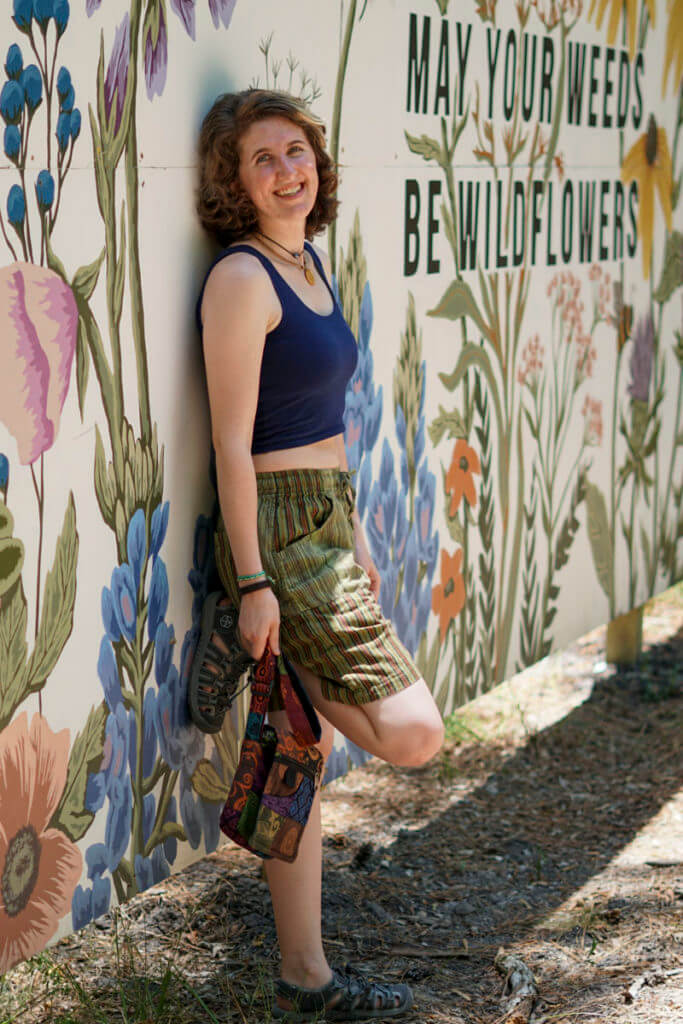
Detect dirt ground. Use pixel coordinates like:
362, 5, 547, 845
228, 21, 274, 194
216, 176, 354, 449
2, 588, 682, 1024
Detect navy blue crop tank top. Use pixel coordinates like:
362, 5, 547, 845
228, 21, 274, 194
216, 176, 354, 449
196, 242, 358, 454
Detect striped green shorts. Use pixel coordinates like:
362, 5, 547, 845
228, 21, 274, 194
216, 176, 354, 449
214, 467, 421, 705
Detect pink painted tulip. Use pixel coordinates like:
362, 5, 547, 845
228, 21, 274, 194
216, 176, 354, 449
0, 263, 78, 465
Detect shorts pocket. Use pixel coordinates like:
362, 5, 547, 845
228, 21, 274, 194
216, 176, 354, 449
270, 492, 335, 554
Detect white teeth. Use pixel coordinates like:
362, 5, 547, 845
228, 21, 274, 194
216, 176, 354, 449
276, 184, 302, 196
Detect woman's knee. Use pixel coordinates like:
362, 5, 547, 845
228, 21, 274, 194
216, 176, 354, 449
387, 713, 444, 767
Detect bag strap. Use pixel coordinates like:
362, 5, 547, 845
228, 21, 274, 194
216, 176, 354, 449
279, 655, 321, 746
244, 645, 277, 740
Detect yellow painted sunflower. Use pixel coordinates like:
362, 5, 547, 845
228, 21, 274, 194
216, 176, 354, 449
621, 114, 673, 279
662, 0, 683, 94
589, 0, 656, 60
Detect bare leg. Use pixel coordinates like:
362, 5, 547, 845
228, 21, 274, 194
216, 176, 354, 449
289, 664, 444, 767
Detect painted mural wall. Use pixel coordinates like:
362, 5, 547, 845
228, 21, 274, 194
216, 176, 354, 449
0, 0, 680, 971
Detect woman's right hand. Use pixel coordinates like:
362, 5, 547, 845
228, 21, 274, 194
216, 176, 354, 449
237, 587, 281, 660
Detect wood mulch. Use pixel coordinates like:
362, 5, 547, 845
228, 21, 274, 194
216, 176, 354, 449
2, 588, 682, 1024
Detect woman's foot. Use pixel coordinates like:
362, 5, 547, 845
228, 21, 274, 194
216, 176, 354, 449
272, 964, 414, 1021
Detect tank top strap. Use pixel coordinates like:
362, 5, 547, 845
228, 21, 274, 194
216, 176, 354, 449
195, 243, 292, 332
304, 242, 335, 302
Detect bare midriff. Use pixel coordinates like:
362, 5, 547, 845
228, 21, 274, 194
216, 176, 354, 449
251, 433, 342, 474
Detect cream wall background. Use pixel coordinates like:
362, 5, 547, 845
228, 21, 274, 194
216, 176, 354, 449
0, 0, 680, 970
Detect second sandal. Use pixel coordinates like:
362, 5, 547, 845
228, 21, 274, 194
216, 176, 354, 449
271, 964, 414, 1021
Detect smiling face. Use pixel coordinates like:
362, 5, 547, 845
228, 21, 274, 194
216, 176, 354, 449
237, 116, 319, 236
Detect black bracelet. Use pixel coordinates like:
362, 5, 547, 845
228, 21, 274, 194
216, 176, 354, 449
238, 579, 273, 596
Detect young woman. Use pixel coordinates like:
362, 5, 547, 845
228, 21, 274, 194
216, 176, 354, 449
194, 88, 444, 1021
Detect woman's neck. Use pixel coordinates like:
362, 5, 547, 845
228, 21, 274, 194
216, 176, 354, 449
255, 217, 306, 253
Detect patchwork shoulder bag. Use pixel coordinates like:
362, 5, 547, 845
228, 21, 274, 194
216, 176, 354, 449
219, 645, 324, 863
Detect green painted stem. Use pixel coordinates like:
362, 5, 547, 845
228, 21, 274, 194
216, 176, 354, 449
144, 768, 181, 857
608, 346, 624, 617
125, 0, 152, 445
328, 0, 358, 277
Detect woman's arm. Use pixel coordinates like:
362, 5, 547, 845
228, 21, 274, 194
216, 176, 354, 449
201, 255, 281, 657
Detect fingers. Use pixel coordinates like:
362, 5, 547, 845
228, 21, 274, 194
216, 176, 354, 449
269, 620, 281, 657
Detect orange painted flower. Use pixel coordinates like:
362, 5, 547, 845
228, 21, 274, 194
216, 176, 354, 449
0, 712, 82, 973
622, 115, 673, 280
432, 548, 466, 641
445, 440, 481, 515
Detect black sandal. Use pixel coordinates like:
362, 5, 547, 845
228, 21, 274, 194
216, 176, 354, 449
187, 592, 255, 733
272, 964, 414, 1021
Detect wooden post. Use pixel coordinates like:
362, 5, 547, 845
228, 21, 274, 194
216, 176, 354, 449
606, 606, 644, 664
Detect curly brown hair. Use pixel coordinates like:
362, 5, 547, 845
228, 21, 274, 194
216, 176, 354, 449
196, 89, 339, 246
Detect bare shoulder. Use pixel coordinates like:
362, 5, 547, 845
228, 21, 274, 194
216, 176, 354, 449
201, 249, 275, 325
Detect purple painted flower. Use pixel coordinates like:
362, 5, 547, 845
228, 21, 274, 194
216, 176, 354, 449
144, 3, 167, 100
85, 0, 101, 15
171, 0, 196, 38
628, 314, 654, 403
104, 13, 129, 135
0, 264, 78, 465
208, 0, 236, 29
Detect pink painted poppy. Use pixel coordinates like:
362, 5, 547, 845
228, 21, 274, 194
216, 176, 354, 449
0, 712, 83, 973
0, 263, 78, 465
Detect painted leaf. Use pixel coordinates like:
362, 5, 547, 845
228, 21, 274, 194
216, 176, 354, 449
584, 483, 613, 602
71, 248, 105, 303
0, 501, 14, 539
25, 492, 78, 688
0, 582, 28, 732
653, 230, 683, 304
404, 131, 443, 164
75, 315, 90, 420
0, 263, 78, 464
191, 758, 228, 803
428, 279, 490, 342
49, 700, 108, 841
0, 538, 24, 599
416, 629, 441, 692
429, 405, 467, 446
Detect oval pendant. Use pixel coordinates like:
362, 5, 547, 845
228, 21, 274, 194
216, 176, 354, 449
304, 267, 316, 286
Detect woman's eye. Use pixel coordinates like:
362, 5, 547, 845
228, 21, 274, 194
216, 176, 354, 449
256, 153, 271, 163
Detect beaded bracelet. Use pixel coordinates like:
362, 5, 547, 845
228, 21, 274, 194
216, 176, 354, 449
236, 570, 266, 582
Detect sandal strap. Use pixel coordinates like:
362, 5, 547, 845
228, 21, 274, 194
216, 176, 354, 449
274, 965, 412, 1019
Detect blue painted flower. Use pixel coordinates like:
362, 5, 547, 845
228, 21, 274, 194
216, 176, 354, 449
104, 773, 132, 871
72, 885, 93, 931
7, 184, 25, 226
5, 44, 23, 80
127, 507, 147, 587
150, 500, 169, 560
97, 636, 122, 712
70, 107, 81, 139
60, 83, 74, 113
0, 454, 9, 492
32, 0, 54, 31
148, 556, 169, 640
110, 562, 137, 641
86, 843, 109, 881
101, 584, 121, 642
12, 0, 33, 32
20, 65, 42, 113
56, 66, 71, 99
54, 0, 69, 35
0, 80, 24, 125
101, 704, 130, 786
84, 770, 106, 813
4, 124, 21, 163
56, 111, 71, 153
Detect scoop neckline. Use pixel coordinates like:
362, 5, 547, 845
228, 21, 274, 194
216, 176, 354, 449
226, 242, 337, 320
